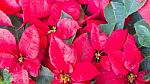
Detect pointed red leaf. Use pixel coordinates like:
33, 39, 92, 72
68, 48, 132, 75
12, 68, 29, 84
51, 78, 62, 84
23, 58, 40, 77
49, 35, 77, 72
108, 50, 128, 76
77, 0, 89, 4
49, 35, 68, 72
0, 10, 12, 26
0, 28, 17, 55
83, 20, 107, 33
19, 0, 51, 20
73, 33, 95, 62
29, 0, 51, 18
95, 68, 120, 84
50, 2, 62, 20
136, 70, 147, 83
105, 29, 128, 52
87, 19, 107, 26
9, 61, 21, 73
54, 36, 77, 65
87, 0, 110, 19
28, 17, 49, 35
138, 0, 150, 25
71, 62, 99, 82
99, 56, 111, 71
91, 23, 108, 50
123, 34, 143, 72
0, 53, 14, 68
62, 1, 80, 20
56, 18, 80, 39
0, 0, 21, 15
19, 25, 40, 59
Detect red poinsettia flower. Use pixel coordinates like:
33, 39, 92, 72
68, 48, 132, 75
27, 15, 80, 40
0, 10, 13, 26
138, 0, 150, 25
0, 0, 21, 15
103, 29, 147, 84
0, 25, 40, 84
49, 35, 99, 84
73, 23, 110, 71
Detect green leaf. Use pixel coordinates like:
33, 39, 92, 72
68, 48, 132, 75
100, 23, 116, 35
140, 47, 150, 57
2, 69, 12, 84
64, 34, 76, 45
123, 0, 146, 17
9, 15, 23, 28
112, 0, 146, 17
36, 66, 54, 84
60, 11, 73, 19
112, 0, 123, 3
143, 70, 150, 81
140, 56, 150, 71
104, 2, 126, 28
134, 20, 150, 47
134, 34, 142, 48
131, 12, 143, 24
104, 0, 146, 31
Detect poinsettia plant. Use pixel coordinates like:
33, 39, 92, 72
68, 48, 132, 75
0, 0, 150, 84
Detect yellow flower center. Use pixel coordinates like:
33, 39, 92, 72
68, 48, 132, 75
47, 26, 57, 34
59, 73, 71, 84
94, 50, 106, 63
95, 51, 101, 62
127, 73, 136, 83
18, 54, 24, 63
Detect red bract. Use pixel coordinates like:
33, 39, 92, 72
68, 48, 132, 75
87, 0, 110, 19
83, 20, 106, 33
105, 29, 128, 52
11, 68, 29, 84
104, 29, 146, 83
49, 35, 99, 83
22, 17, 48, 62
95, 67, 120, 84
77, 0, 89, 4
90, 24, 107, 50
50, 2, 62, 20
55, 18, 80, 39
62, 1, 80, 20
0, 10, 13, 26
51, 1, 80, 20
19, 0, 51, 22
138, 0, 150, 25
0, 0, 21, 15
47, 18, 80, 39
74, 23, 110, 71
0, 25, 40, 84
73, 33, 95, 62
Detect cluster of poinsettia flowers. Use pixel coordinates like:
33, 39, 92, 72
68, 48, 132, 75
0, 0, 150, 84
